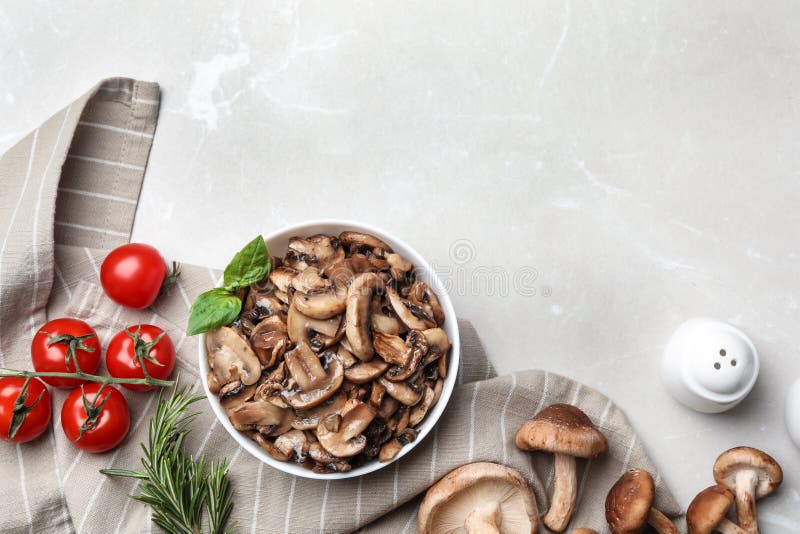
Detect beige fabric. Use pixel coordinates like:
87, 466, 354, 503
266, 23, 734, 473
0, 78, 159, 534
0, 79, 684, 534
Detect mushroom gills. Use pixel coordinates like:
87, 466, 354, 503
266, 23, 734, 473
712, 446, 783, 534
418, 463, 539, 534
464, 501, 501, 534
426, 481, 535, 534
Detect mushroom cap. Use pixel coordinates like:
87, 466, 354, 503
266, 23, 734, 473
572, 529, 599, 534
713, 446, 783, 498
515, 403, 608, 458
417, 462, 539, 534
686, 485, 734, 534
605, 468, 655, 534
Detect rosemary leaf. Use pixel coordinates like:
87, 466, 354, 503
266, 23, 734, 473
102, 378, 235, 534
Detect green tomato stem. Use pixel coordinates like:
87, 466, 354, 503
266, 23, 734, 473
0, 368, 174, 388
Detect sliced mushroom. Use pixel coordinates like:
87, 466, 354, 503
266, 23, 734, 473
386, 252, 413, 281
250, 329, 290, 368
274, 429, 309, 462
268, 266, 299, 294
336, 344, 359, 368
291, 393, 348, 430
243, 291, 287, 320
250, 432, 290, 462
219, 381, 257, 410
373, 332, 409, 365
370, 302, 407, 335
288, 234, 339, 265
256, 361, 287, 396
422, 327, 450, 365
378, 438, 403, 462
274, 289, 290, 305
376, 395, 401, 420
386, 285, 436, 330
385, 329, 429, 382
293, 284, 347, 320
432, 377, 444, 404
309, 441, 338, 464
263, 394, 291, 410
316, 245, 346, 273
345, 359, 390, 384
287, 303, 342, 352
228, 400, 289, 431
369, 380, 386, 407
348, 254, 375, 273
207, 371, 222, 395
437, 352, 448, 379
339, 231, 392, 253
378, 427, 416, 462
379, 377, 423, 406
409, 281, 445, 326
254, 315, 287, 333
281, 343, 344, 410
409, 385, 435, 426
345, 272, 384, 360
317, 400, 376, 457
321, 257, 356, 287
283, 249, 308, 270
206, 326, 261, 386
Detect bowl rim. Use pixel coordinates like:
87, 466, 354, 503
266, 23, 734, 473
198, 219, 461, 480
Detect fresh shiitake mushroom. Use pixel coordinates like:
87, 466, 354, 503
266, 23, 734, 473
606, 468, 679, 534
515, 404, 608, 532
208, 231, 451, 472
712, 447, 782, 534
417, 462, 540, 534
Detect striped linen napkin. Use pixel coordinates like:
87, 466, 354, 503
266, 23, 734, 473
0, 78, 683, 533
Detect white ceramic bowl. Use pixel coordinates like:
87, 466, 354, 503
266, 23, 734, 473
199, 220, 461, 479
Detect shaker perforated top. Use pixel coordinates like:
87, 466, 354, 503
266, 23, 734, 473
661, 318, 759, 413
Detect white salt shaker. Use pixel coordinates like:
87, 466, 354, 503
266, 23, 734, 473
660, 318, 759, 413
786, 378, 800, 448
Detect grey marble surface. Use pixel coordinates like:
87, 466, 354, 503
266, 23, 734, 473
2, 0, 799, 529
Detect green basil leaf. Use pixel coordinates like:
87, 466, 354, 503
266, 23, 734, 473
186, 288, 242, 336
223, 235, 271, 290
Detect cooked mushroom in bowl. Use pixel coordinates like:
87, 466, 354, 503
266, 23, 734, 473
199, 222, 459, 478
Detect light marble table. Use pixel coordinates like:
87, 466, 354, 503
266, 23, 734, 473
2, 0, 798, 530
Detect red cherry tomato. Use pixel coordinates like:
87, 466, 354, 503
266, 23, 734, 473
100, 243, 168, 309
106, 325, 175, 391
0, 377, 52, 443
61, 383, 130, 453
31, 318, 101, 388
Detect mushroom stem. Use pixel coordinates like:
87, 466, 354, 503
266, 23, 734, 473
717, 518, 749, 534
647, 507, 680, 534
464, 501, 501, 534
543, 453, 578, 532
733, 470, 759, 534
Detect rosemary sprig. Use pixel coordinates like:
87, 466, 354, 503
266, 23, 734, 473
101, 379, 235, 534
